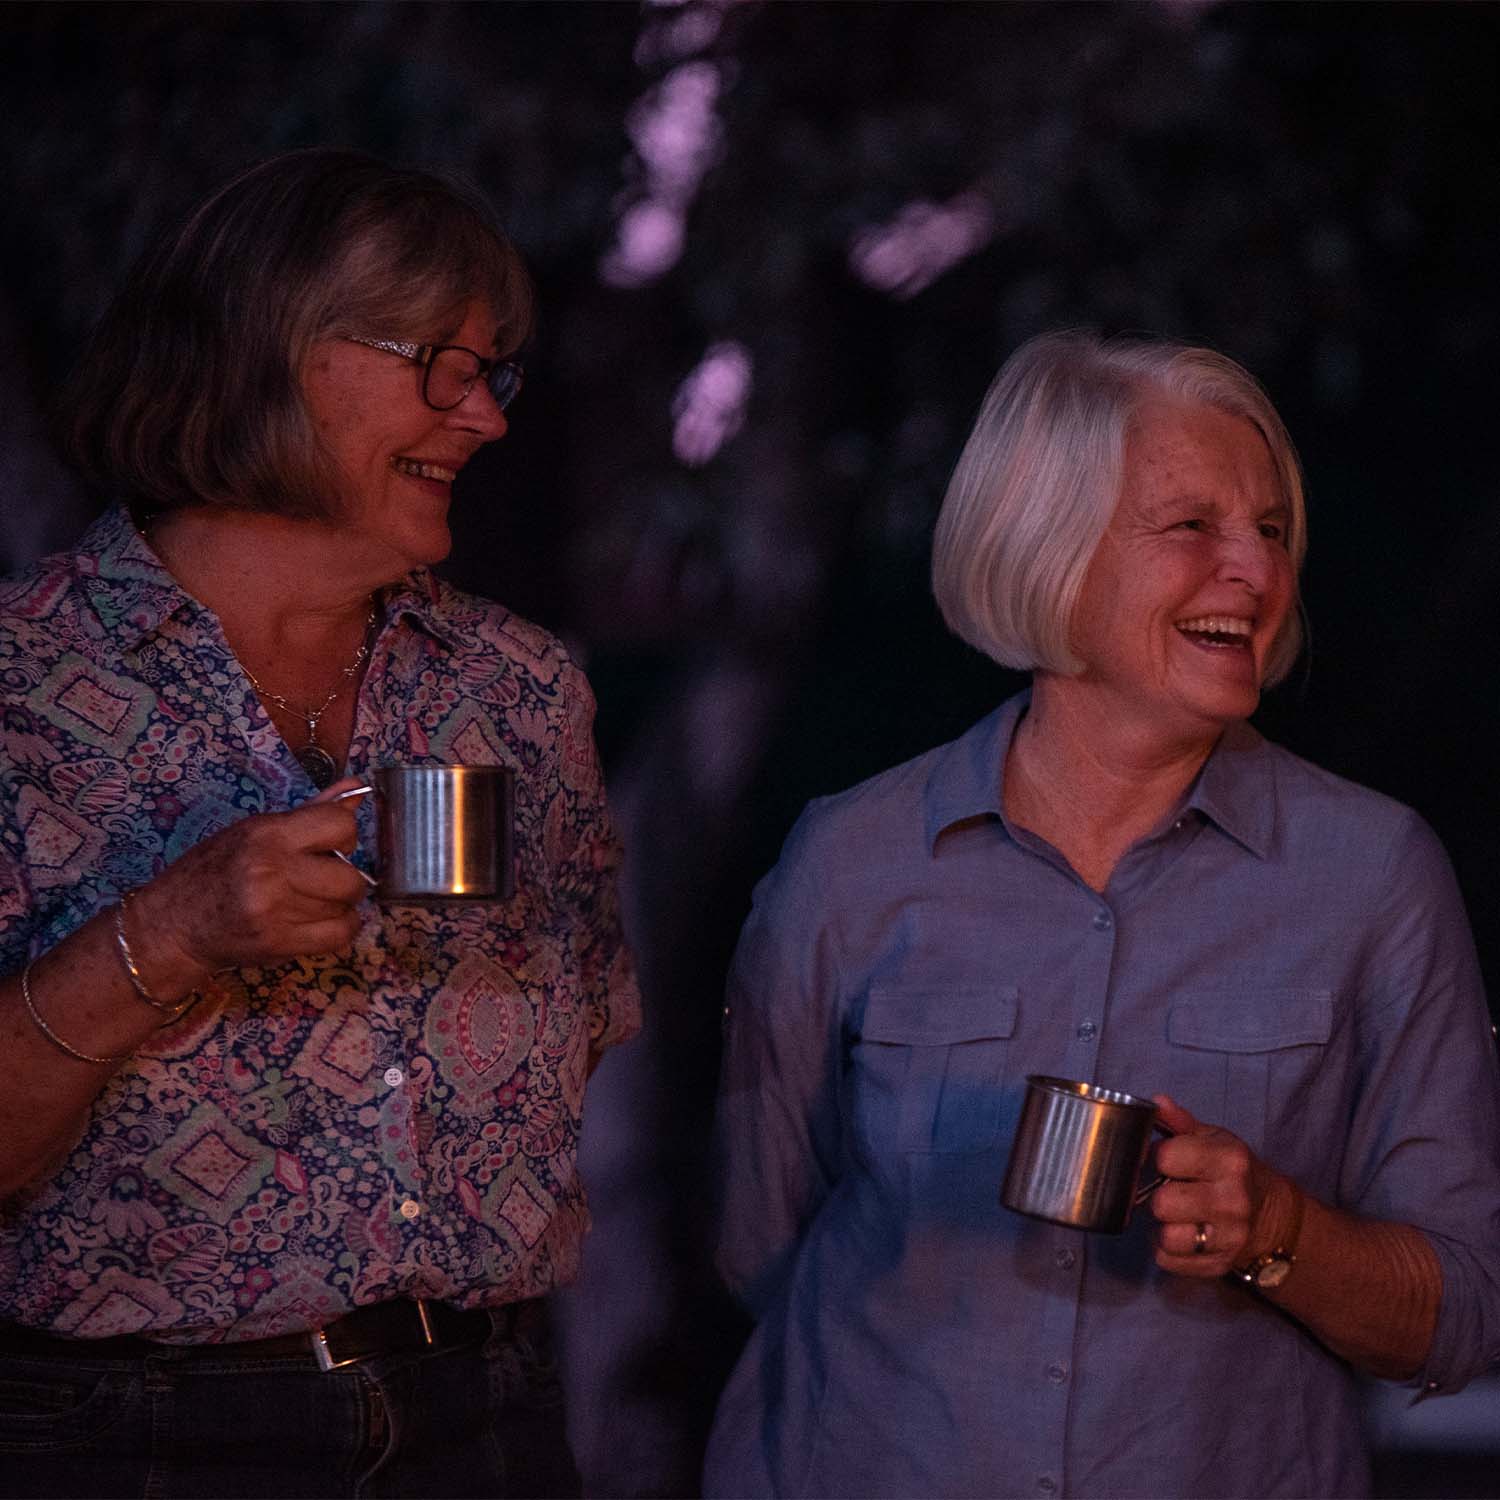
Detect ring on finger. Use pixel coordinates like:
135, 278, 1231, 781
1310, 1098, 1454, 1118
1193, 1222, 1210, 1255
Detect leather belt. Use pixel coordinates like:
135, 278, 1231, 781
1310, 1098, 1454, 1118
0, 1298, 496, 1373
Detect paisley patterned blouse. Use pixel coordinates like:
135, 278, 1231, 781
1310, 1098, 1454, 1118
0, 506, 640, 1342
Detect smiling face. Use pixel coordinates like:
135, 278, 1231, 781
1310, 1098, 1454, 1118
1065, 396, 1295, 750
300, 299, 508, 574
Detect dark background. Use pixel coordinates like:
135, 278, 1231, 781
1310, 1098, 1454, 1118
3, 3, 1498, 1495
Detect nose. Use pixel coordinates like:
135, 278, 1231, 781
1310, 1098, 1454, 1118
446, 378, 509, 442
1215, 526, 1282, 595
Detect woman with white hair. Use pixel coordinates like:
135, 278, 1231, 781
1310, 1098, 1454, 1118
703, 332, 1500, 1499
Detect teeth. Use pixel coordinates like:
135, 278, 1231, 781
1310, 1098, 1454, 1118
391, 457, 456, 483
1176, 615, 1253, 637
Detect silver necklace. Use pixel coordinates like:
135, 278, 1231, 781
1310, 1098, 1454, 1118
241, 607, 376, 789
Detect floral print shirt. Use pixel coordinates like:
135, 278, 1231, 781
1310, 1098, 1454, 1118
0, 506, 640, 1342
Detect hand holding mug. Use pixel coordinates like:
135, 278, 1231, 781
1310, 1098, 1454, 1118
1148, 1093, 1279, 1278
127, 777, 372, 987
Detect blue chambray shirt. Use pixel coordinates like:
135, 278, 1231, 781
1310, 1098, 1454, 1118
704, 692, 1500, 1500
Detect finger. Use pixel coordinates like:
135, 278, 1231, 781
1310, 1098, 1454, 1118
1155, 1242, 1235, 1279
1155, 1119, 1251, 1183
1155, 1132, 1216, 1182
1151, 1093, 1202, 1136
288, 912, 363, 957
1159, 1218, 1214, 1259
1149, 1178, 1214, 1224
1154, 1216, 1249, 1277
282, 893, 366, 926
286, 860, 374, 908
279, 799, 363, 854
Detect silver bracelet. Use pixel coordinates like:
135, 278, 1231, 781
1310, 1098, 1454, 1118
21, 960, 129, 1067
115, 894, 186, 1018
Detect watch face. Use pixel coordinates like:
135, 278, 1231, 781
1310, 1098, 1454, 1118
1254, 1256, 1293, 1289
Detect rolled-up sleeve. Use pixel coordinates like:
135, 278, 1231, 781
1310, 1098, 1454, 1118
1345, 809, 1500, 1393
716, 807, 846, 1318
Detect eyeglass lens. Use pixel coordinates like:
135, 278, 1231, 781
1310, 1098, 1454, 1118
425, 347, 523, 412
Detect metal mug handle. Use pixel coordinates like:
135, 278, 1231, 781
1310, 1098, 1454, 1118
1132, 1118, 1177, 1205
329, 784, 378, 888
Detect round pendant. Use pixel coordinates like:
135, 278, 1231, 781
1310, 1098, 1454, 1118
295, 744, 340, 789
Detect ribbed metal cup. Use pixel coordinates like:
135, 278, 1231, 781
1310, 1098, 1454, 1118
372, 765, 515, 903
1000, 1075, 1159, 1233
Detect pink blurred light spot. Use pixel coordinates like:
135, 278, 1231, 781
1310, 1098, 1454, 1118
601, 202, 686, 288
672, 341, 753, 466
634, 2, 727, 69
629, 62, 722, 191
601, 59, 726, 288
849, 191, 997, 300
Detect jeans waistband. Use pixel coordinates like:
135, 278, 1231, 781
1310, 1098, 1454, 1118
0, 1297, 505, 1373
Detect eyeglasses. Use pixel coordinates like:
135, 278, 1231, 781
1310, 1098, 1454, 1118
344, 336, 524, 413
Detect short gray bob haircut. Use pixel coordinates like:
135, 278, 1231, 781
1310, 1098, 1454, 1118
931, 330, 1307, 687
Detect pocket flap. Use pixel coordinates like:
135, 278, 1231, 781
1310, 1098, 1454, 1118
861, 985, 1019, 1046
1167, 989, 1333, 1053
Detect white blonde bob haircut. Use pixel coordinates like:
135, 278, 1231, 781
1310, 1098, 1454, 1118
932, 330, 1307, 686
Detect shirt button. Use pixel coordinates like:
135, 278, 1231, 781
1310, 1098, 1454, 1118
1076, 1021, 1097, 1041
1038, 1478, 1058, 1495
383, 1067, 405, 1087
1046, 1361, 1069, 1384
1054, 1248, 1076, 1270
398, 1199, 421, 1221
1091, 910, 1112, 931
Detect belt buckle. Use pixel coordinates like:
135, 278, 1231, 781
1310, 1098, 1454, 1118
311, 1299, 437, 1374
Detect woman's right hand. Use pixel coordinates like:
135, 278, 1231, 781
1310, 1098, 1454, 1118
125, 781, 374, 991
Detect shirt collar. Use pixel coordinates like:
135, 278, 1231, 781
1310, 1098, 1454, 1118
1181, 717, 1275, 860
923, 689, 1276, 860
922, 694, 1022, 848
378, 567, 462, 649
76, 504, 196, 651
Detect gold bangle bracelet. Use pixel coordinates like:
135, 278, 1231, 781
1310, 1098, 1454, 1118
20, 960, 129, 1067
114, 894, 185, 1017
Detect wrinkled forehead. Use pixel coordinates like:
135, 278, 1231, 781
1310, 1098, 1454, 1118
1121, 394, 1286, 495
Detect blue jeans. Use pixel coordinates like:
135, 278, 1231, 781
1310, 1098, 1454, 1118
0, 1304, 580, 1499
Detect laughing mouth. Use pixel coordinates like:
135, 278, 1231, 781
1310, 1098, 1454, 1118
1175, 614, 1254, 648
391, 456, 457, 483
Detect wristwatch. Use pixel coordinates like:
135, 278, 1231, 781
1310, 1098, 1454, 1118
1229, 1248, 1296, 1290
1230, 1184, 1305, 1292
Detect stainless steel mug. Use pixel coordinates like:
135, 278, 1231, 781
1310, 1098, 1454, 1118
1000, 1074, 1162, 1233
354, 766, 515, 903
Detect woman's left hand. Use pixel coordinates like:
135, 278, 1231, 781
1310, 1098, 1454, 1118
1148, 1094, 1280, 1278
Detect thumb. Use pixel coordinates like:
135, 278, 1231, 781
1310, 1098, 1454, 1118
1151, 1093, 1203, 1136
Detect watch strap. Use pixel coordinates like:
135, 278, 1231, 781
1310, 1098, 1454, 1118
1231, 1180, 1306, 1289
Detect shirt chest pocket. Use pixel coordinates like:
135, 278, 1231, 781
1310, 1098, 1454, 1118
852, 985, 1019, 1155
1165, 989, 1333, 1152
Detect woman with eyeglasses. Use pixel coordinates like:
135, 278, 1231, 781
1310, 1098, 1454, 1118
0, 148, 639, 1498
